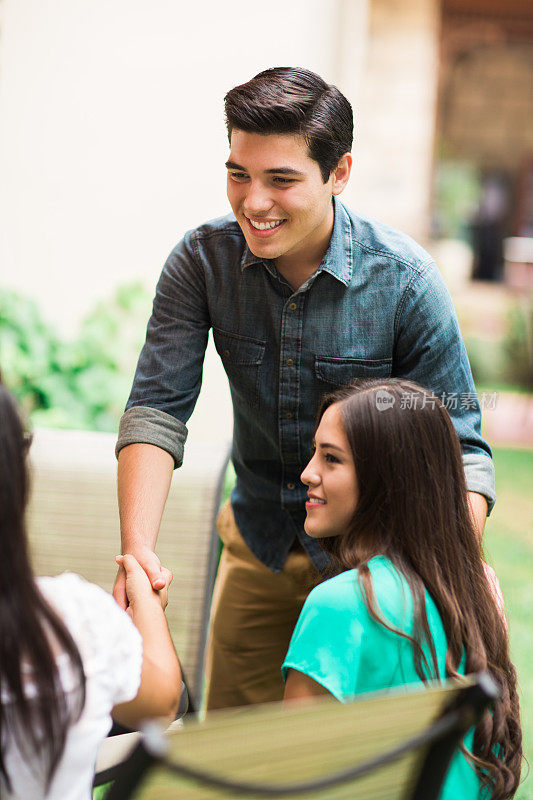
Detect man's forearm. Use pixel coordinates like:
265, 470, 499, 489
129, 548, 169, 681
117, 442, 175, 553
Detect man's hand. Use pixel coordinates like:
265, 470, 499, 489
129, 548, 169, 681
483, 562, 505, 619
113, 546, 172, 610
467, 491, 488, 539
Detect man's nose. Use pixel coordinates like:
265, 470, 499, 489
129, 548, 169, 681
243, 181, 272, 215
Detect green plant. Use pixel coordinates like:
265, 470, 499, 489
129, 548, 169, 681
433, 160, 480, 241
502, 303, 533, 391
0, 284, 152, 431
462, 301, 533, 393
464, 335, 506, 388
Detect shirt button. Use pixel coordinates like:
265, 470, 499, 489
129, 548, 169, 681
288, 302, 297, 311
285, 411, 293, 419
287, 482, 296, 490
286, 358, 294, 367
223, 349, 230, 357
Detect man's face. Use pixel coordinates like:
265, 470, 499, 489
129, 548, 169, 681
226, 130, 336, 270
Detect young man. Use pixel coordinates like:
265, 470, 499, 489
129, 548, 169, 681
114, 67, 495, 709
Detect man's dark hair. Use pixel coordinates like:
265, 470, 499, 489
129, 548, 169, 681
224, 67, 353, 182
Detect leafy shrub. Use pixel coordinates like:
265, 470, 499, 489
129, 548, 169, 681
0, 283, 152, 431
502, 303, 533, 390
432, 160, 480, 241
464, 301, 533, 392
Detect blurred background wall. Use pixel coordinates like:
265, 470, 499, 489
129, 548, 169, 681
0, 0, 340, 332
0, 0, 442, 327
0, 0, 532, 440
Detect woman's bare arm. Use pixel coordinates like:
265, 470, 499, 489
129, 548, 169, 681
283, 668, 333, 704
112, 554, 181, 727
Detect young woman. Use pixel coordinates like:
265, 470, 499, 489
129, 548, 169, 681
282, 379, 522, 800
0, 383, 182, 800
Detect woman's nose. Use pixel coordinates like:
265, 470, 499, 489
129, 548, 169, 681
301, 458, 319, 487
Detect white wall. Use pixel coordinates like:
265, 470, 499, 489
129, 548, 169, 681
0, 0, 340, 332
0, 0, 440, 439
0, 0, 345, 440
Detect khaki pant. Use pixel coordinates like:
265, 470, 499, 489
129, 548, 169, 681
204, 501, 319, 710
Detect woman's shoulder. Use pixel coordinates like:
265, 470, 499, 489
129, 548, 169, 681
37, 572, 120, 618
304, 556, 415, 636
305, 569, 359, 609
37, 572, 142, 675
308, 556, 406, 606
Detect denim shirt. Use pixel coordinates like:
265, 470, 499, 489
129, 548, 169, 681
117, 197, 495, 572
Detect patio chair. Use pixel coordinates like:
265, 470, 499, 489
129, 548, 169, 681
27, 427, 231, 712
97, 672, 497, 800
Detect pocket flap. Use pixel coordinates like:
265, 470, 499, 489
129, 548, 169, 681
213, 328, 266, 365
314, 356, 392, 386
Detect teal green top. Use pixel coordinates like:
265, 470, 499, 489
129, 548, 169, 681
282, 556, 487, 800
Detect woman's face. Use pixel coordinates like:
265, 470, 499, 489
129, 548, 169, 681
300, 403, 358, 538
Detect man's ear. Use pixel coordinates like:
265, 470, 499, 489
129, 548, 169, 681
331, 153, 352, 196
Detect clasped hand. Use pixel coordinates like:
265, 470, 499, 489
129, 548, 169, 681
114, 549, 173, 613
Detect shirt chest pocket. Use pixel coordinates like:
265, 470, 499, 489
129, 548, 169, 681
314, 356, 392, 389
213, 328, 266, 409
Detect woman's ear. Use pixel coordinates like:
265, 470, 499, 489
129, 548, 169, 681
332, 153, 352, 196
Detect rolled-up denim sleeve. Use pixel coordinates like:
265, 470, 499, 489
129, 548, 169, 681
393, 260, 496, 512
116, 231, 210, 468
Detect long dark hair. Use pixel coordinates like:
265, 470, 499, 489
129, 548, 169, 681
0, 384, 86, 790
316, 378, 521, 800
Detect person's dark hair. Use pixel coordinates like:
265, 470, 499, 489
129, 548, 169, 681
316, 378, 521, 800
0, 384, 86, 791
224, 67, 353, 182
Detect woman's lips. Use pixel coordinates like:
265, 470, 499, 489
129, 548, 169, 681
305, 499, 326, 509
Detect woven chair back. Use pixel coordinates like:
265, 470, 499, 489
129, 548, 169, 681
27, 427, 230, 706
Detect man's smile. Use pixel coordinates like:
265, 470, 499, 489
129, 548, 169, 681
243, 215, 287, 237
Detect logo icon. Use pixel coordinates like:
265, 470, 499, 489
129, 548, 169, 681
375, 390, 395, 411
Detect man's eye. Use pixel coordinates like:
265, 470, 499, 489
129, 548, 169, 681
273, 177, 294, 185
229, 172, 248, 181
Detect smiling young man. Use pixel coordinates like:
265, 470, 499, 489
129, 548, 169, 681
114, 67, 495, 710
225, 130, 351, 290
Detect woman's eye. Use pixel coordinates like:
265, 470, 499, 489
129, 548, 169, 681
325, 453, 340, 464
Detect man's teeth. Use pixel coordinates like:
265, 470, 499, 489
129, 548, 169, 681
249, 219, 283, 231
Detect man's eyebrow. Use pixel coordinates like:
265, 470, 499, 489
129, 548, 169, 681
264, 167, 305, 177
225, 161, 304, 177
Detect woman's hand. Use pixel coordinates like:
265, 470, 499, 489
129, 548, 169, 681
483, 561, 506, 625
115, 553, 172, 612
112, 553, 181, 728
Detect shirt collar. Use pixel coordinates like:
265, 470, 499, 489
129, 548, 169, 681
240, 196, 353, 285
318, 196, 353, 285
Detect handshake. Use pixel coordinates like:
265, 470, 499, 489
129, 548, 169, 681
114, 549, 173, 614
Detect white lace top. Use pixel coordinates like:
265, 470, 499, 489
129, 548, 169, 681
2, 572, 143, 800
